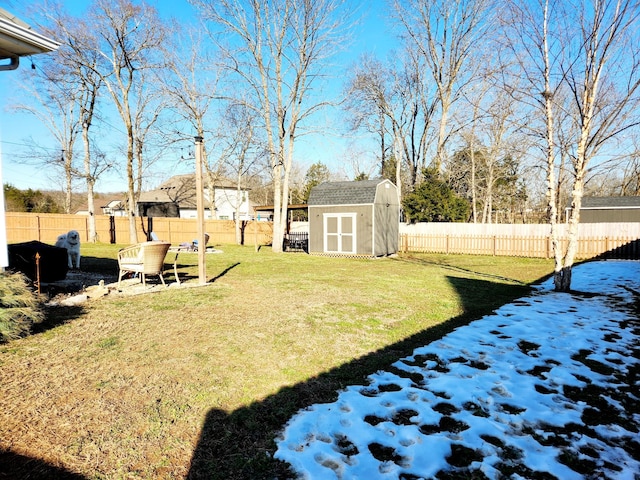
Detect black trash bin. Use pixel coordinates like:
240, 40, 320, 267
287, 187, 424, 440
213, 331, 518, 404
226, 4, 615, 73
7, 241, 69, 282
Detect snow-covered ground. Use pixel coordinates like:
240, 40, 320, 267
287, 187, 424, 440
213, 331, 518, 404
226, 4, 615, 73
275, 260, 640, 479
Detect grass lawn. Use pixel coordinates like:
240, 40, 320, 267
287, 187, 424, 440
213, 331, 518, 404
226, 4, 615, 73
0, 243, 553, 479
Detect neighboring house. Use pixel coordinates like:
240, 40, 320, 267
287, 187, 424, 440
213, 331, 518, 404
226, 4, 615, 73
75, 196, 127, 216
307, 179, 399, 257
137, 174, 251, 220
580, 196, 640, 223
0, 8, 60, 269
100, 198, 127, 216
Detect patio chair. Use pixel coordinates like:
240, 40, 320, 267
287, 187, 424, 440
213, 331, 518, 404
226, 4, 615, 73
117, 241, 171, 289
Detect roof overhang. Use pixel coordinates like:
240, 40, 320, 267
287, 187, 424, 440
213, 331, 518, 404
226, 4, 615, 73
0, 8, 60, 71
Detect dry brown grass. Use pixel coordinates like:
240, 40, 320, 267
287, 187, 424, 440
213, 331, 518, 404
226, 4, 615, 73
0, 244, 552, 479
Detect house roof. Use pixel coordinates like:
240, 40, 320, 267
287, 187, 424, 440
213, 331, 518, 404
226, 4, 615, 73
582, 196, 640, 209
138, 174, 245, 209
73, 195, 126, 215
308, 179, 393, 206
0, 8, 60, 67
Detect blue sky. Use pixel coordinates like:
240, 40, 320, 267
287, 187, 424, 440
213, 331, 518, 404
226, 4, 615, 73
0, 0, 397, 192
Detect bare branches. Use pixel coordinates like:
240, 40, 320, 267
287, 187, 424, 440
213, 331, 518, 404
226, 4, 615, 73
504, 0, 640, 290
195, 0, 354, 252
83, 0, 168, 242
391, 0, 497, 171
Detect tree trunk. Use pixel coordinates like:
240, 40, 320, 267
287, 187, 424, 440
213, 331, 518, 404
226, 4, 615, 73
394, 133, 403, 209
435, 100, 449, 173
272, 160, 284, 253
471, 144, 477, 223
82, 124, 97, 242
126, 124, 137, 244
63, 149, 74, 214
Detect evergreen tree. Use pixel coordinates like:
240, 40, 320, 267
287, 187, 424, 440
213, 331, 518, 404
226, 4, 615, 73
402, 168, 469, 222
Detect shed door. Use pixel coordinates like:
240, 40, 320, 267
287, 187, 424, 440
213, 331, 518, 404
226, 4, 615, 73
324, 213, 356, 254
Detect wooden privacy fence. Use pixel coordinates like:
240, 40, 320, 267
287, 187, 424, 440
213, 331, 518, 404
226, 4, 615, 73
4, 213, 274, 246
6, 214, 640, 259
400, 233, 640, 259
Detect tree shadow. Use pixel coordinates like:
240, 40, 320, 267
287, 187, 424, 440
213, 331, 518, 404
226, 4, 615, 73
211, 262, 241, 282
171, 262, 241, 284
0, 449, 87, 480
187, 275, 532, 479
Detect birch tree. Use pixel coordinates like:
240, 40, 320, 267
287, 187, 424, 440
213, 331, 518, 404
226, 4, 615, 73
194, 0, 352, 252
506, 0, 640, 291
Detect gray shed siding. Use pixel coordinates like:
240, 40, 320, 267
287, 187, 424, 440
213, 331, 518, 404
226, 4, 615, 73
373, 182, 399, 256
581, 196, 640, 223
308, 179, 399, 256
581, 209, 640, 223
308, 205, 372, 254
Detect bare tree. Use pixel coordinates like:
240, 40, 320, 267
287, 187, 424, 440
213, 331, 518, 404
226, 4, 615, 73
159, 26, 224, 213
216, 103, 264, 244
391, 0, 495, 172
479, 92, 525, 223
620, 146, 640, 195
506, 0, 640, 291
85, 0, 167, 243
557, 0, 640, 289
344, 55, 391, 177
11, 62, 82, 214
346, 52, 436, 195
42, 6, 107, 241
194, 0, 352, 252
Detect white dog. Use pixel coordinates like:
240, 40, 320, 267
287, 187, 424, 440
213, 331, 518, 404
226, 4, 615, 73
55, 230, 81, 269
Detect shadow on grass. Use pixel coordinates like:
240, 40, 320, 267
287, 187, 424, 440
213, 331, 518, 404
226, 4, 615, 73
187, 275, 532, 479
172, 262, 241, 284
211, 262, 241, 282
0, 449, 86, 479
34, 305, 85, 336
76, 255, 119, 277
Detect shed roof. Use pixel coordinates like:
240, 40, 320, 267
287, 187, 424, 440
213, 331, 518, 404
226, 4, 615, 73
308, 179, 391, 206
582, 196, 640, 209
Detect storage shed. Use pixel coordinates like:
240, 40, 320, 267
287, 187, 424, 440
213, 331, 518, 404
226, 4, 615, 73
580, 196, 640, 223
307, 179, 399, 256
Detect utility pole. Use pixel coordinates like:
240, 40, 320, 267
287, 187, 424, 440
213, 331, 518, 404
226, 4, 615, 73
194, 136, 207, 285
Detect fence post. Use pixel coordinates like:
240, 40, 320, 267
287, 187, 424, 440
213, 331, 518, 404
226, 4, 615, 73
36, 215, 41, 242
254, 221, 259, 252
546, 236, 551, 259
493, 235, 497, 256
110, 216, 116, 244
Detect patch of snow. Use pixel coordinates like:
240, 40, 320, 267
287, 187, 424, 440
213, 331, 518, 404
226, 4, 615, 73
275, 260, 640, 479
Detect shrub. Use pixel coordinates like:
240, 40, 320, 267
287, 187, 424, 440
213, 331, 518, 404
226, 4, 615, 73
0, 272, 44, 343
